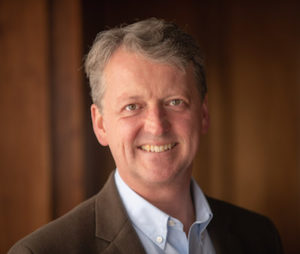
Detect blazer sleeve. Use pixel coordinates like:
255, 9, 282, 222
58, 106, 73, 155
7, 242, 34, 254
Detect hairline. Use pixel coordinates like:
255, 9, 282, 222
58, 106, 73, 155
85, 18, 207, 111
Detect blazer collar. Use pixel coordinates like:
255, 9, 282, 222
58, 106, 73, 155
95, 171, 146, 254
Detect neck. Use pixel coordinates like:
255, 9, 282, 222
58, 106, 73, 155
128, 174, 195, 234
150, 183, 195, 234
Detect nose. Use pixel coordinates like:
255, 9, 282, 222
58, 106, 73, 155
144, 105, 170, 136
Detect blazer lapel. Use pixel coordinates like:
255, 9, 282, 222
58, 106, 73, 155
207, 220, 244, 254
207, 197, 244, 254
95, 172, 146, 254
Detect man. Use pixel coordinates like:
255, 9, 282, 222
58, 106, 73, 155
9, 18, 283, 254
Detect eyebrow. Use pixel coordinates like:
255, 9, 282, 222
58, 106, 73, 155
115, 86, 193, 101
116, 94, 143, 102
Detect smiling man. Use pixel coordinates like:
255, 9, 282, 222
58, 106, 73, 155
8, 18, 283, 254
90, 45, 208, 241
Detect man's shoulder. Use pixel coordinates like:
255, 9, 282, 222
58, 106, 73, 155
207, 196, 274, 226
207, 196, 284, 254
8, 194, 100, 254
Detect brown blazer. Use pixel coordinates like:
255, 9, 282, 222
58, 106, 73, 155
8, 172, 283, 254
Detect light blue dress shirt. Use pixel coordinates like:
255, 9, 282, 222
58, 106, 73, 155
114, 170, 215, 254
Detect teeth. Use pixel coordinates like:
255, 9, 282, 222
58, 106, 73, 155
140, 143, 176, 153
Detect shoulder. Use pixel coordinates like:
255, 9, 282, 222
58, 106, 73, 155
8, 173, 122, 254
207, 196, 275, 228
8, 195, 99, 254
207, 196, 283, 254
208, 196, 266, 219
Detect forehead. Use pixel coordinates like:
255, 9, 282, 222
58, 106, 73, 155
102, 48, 199, 100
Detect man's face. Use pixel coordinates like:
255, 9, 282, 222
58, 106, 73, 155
91, 48, 209, 190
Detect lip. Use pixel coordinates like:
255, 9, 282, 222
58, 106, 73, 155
138, 143, 178, 153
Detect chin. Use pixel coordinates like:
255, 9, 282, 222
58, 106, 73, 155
139, 167, 182, 185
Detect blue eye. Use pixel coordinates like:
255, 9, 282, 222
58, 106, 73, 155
169, 99, 183, 106
125, 104, 138, 111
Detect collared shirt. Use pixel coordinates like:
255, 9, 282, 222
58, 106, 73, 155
114, 170, 215, 254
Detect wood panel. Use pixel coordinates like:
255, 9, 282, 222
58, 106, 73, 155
50, 0, 85, 218
0, 0, 84, 252
228, 3, 300, 253
0, 0, 51, 252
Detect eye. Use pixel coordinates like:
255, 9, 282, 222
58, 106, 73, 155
125, 104, 139, 111
169, 99, 183, 106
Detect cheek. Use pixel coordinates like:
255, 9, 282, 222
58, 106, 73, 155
172, 110, 200, 131
114, 117, 142, 146
174, 113, 201, 145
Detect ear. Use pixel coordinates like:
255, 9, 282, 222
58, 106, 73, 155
91, 104, 109, 146
200, 95, 210, 134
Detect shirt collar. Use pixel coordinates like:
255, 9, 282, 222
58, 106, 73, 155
190, 178, 213, 235
114, 170, 168, 249
114, 170, 213, 249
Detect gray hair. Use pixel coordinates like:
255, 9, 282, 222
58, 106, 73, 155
85, 17, 207, 108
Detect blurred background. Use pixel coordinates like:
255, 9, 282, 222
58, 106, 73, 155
0, 0, 299, 253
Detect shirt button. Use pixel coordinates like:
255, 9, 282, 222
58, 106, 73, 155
156, 236, 163, 243
168, 219, 176, 227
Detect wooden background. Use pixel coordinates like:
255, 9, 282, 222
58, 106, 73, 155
0, 0, 299, 253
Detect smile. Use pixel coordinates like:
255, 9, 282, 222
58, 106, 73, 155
139, 143, 177, 153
